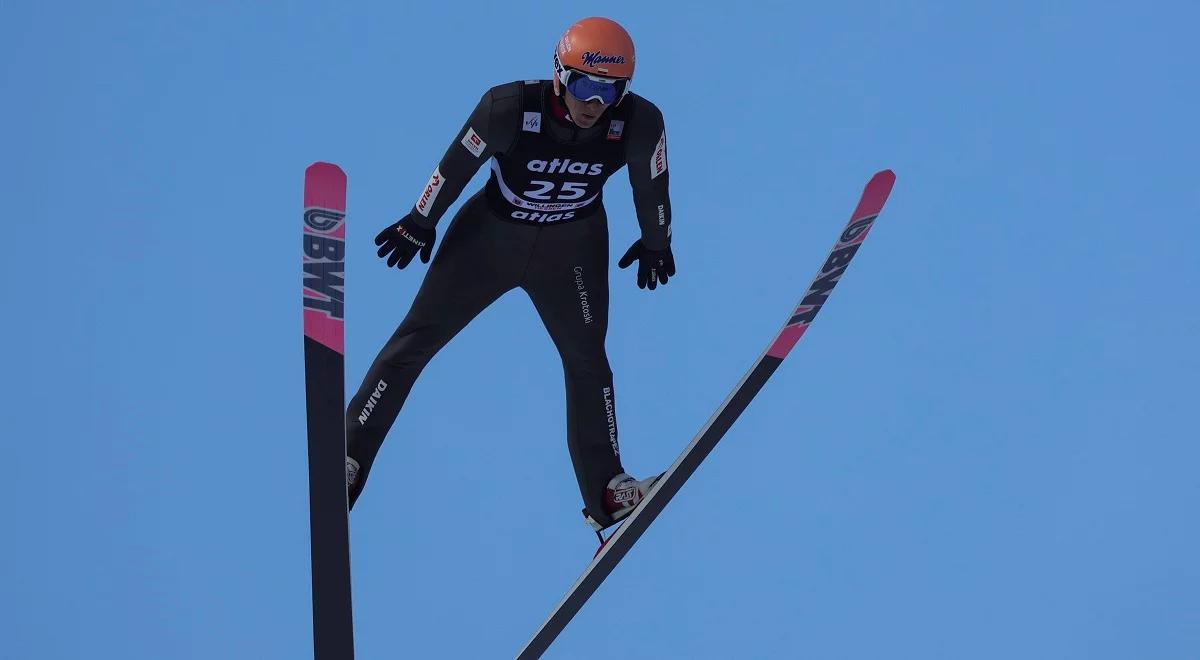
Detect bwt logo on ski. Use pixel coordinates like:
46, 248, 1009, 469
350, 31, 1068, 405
583, 51, 626, 67
304, 208, 343, 233
357, 379, 389, 425
838, 214, 876, 246
787, 215, 877, 327
526, 158, 604, 175
302, 208, 346, 320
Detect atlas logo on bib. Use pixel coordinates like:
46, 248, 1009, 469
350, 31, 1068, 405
415, 167, 444, 217
527, 158, 603, 175
511, 210, 576, 223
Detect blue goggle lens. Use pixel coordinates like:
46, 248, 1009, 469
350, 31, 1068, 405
564, 71, 627, 105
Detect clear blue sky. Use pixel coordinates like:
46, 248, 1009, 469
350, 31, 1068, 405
4, 1, 1198, 658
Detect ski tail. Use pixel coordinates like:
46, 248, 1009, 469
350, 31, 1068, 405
302, 162, 355, 659
515, 170, 896, 659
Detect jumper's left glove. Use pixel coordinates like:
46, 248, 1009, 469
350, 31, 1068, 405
618, 240, 676, 290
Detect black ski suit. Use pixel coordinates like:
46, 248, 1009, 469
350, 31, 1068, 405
346, 80, 672, 528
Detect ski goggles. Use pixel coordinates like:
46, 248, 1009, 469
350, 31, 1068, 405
558, 67, 629, 105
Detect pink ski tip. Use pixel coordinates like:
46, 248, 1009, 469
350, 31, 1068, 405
869, 169, 896, 189
304, 162, 347, 209
852, 169, 896, 220
306, 161, 345, 178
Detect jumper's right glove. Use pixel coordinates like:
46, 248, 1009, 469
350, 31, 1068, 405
617, 240, 676, 290
375, 213, 435, 269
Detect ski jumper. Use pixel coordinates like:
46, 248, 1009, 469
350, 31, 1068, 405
346, 80, 671, 528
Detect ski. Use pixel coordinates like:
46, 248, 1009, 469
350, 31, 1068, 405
516, 169, 897, 659
302, 162, 355, 659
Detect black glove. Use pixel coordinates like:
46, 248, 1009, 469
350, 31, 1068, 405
375, 213, 435, 269
618, 240, 676, 290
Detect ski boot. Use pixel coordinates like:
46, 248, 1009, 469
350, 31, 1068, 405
585, 471, 664, 530
581, 472, 664, 554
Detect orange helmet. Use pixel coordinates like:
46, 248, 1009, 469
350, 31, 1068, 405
553, 17, 636, 105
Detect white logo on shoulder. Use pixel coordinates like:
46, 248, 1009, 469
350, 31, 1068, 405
415, 167, 444, 217
650, 130, 667, 179
523, 112, 542, 133
461, 127, 486, 158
